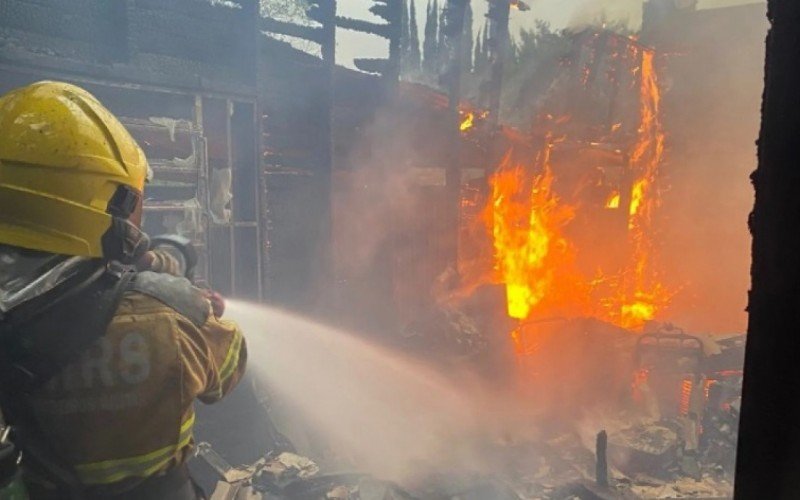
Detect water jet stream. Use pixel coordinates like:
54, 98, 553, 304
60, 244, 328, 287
225, 300, 477, 479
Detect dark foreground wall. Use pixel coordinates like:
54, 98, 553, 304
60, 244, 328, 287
735, 1, 800, 498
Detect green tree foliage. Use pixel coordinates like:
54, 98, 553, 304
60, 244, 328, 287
499, 21, 572, 126
259, 0, 310, 22
259, 0, 319, 54
498, 16, 633, 127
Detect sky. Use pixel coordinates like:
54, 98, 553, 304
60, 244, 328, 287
335, 0, 764, 68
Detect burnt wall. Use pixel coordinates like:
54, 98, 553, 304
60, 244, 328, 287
0, 0, 258, 92
259, 38, 330, 309
126, 0, 257, 87
0, 0, 126, 62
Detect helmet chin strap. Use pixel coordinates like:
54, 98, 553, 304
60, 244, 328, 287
102, 185, 150, 265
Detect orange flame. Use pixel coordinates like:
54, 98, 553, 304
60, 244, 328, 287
483, 48, 670, 331
617, 49, 669, 329
679, 378, 694, 416
487, 147, 587, 320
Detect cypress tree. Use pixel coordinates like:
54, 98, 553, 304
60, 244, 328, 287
436, 0, 446, 71
409, 0, 421, 73
473, 26, 483, 74
422, 0, 439, 76
481, 21, 490, 63
474, 20, 490, 75
400, 0, 411, 74
401, 0, 410, 53
461, 1, 473, 73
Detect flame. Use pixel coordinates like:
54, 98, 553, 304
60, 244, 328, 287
487, 147, 585, 320
460, 112, 475, 132
617, 49, 668, 329
605, 191, 621, 209
460, 110, 488, 132
482, 48, 670, 331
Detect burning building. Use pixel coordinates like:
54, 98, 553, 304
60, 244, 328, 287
0, 0, 771, 498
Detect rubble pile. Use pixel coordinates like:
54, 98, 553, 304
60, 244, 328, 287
412, 317, 741, 499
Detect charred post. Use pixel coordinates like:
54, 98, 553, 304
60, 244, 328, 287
485, 0, 511, 127
596, 430, 609, 488
443, 0, 470, 265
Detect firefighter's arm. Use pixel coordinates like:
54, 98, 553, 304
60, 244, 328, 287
178, 313, 248, 404
136, 248, 183, 276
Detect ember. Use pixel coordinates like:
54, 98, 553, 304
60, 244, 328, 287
459, 109, 488, 133
460, 111, 475, 131
605, 191, 621, 209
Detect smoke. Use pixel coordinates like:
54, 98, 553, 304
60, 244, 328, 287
655, 2, 767, 333
329, 95, 458, 335
562, 0, 642, 31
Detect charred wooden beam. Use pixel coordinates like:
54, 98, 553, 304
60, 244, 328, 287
260, 17, 325, 44
335, 16, 392, 39
353, 58, 392, 74
596, 430, 609, 488
261, 0, 336, 60
336, 1, 402, 81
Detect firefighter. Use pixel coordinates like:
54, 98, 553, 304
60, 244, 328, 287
0, 81, 247, 499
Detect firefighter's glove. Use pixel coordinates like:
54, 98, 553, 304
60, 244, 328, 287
203, 290, 226, 318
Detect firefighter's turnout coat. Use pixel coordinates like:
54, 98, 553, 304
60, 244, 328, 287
18, 271, 247, 492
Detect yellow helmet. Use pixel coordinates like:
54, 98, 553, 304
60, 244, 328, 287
0, 81, 150, 261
